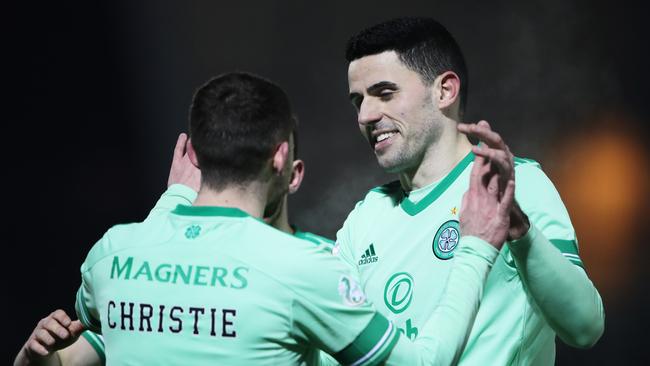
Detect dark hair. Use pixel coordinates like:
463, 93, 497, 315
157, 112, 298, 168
189, 72, 296, 190
345, 17, 468, 115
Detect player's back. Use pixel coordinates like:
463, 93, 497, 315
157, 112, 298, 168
77, 204, 368, 365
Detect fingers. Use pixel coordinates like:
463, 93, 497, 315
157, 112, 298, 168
26, 338, 50, 357
68, 320, 85, 337
487, 172, 499, 197
33, 328, 57, 351
472, 145, 514, 182
173, 133, 188, 161
468, 152, 485, 195
458, 120, 508, 150
51, 309, 72, 327
498, 179, 516, 217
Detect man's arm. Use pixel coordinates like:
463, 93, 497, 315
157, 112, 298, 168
55, 333, 103, 366
459, 121, 605, 348
507, 223, 604, 348
14, 310, 85, 366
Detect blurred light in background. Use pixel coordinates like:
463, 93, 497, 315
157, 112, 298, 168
548, 115, 649, 299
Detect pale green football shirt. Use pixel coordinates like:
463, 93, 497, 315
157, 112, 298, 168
335, 152, 585, 366
76, 184, 508, 365
76, 210, 335, 365
76, 203, 398, 365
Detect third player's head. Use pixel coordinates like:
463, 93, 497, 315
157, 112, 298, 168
346, 17, 468, 173
188, 72, 297, 197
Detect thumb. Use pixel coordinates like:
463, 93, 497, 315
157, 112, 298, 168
68, 320, 86, 338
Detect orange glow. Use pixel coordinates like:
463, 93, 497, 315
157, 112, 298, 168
548, 120, 649, 298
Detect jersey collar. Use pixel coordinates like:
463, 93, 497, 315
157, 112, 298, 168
172, 204, 250, 218
400, 151, 474, 216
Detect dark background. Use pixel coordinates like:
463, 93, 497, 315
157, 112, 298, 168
8, 0, 649, 364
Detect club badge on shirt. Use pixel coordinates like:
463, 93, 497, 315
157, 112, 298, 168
433, 220, 460, 260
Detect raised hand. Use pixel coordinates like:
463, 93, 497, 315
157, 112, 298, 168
459, 151, 515, 250
167, 133, 201, 192
458, 120, 529, 240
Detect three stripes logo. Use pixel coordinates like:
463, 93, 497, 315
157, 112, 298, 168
358, 244, 379, 266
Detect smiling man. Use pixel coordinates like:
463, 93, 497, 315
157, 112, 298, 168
339, 17, 605, 365
17, 72, 516, 365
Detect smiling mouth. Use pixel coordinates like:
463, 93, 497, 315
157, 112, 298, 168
372, 130, 398, 150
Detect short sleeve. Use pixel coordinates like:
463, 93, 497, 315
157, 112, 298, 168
75, 236, 108, 334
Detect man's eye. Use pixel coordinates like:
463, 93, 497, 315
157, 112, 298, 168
379, 92, 393, 101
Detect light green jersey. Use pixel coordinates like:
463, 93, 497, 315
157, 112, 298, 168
76, 184, 512, 365
77, 225, 335, 365
335, 152, 584, 365
294, 226, 335, 252
75, 204, 399, 365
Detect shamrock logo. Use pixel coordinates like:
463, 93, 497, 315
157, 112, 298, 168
185, 224, 201, 239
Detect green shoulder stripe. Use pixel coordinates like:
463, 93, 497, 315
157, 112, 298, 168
81, 331, 106, 363
549, 239, 578, 255
514, 157, 540, 167
75, 288, 101, 333
549, 239, 584, 269
400, 151, 474, 216
294, 229, 335, 247
334, 313, 399, 366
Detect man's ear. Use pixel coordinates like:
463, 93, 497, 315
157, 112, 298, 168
288, 159, 305, 194
272, 141, 290, 175
186, 139, 200, 168
435, 71, 461, 111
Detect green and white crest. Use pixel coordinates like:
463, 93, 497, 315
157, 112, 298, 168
432, 220, 460, 260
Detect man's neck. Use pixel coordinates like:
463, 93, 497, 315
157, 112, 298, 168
399, 125, 473, 191
265, 195, 294, 235
193, 182, 267, 218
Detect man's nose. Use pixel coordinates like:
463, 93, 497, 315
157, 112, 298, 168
358, 98, 383, 126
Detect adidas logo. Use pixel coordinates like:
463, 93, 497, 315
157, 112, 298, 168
358, 244, 379, 266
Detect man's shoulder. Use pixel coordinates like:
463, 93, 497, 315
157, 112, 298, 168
356, 180, 402, 209
512, 156, 559, 192
294, 229, 335, 248
368, 180, 402, 196
514, 156, 542, 169
82, 222, 141, 270
82, 215, 176, 271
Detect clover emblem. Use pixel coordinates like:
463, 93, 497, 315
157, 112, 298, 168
185, 225, 201, 239
438, 227, 458, 252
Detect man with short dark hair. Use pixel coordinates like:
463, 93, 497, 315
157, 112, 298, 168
14, 129, 331, 366
340, 16, 605, 365
57, 72, 513, 365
